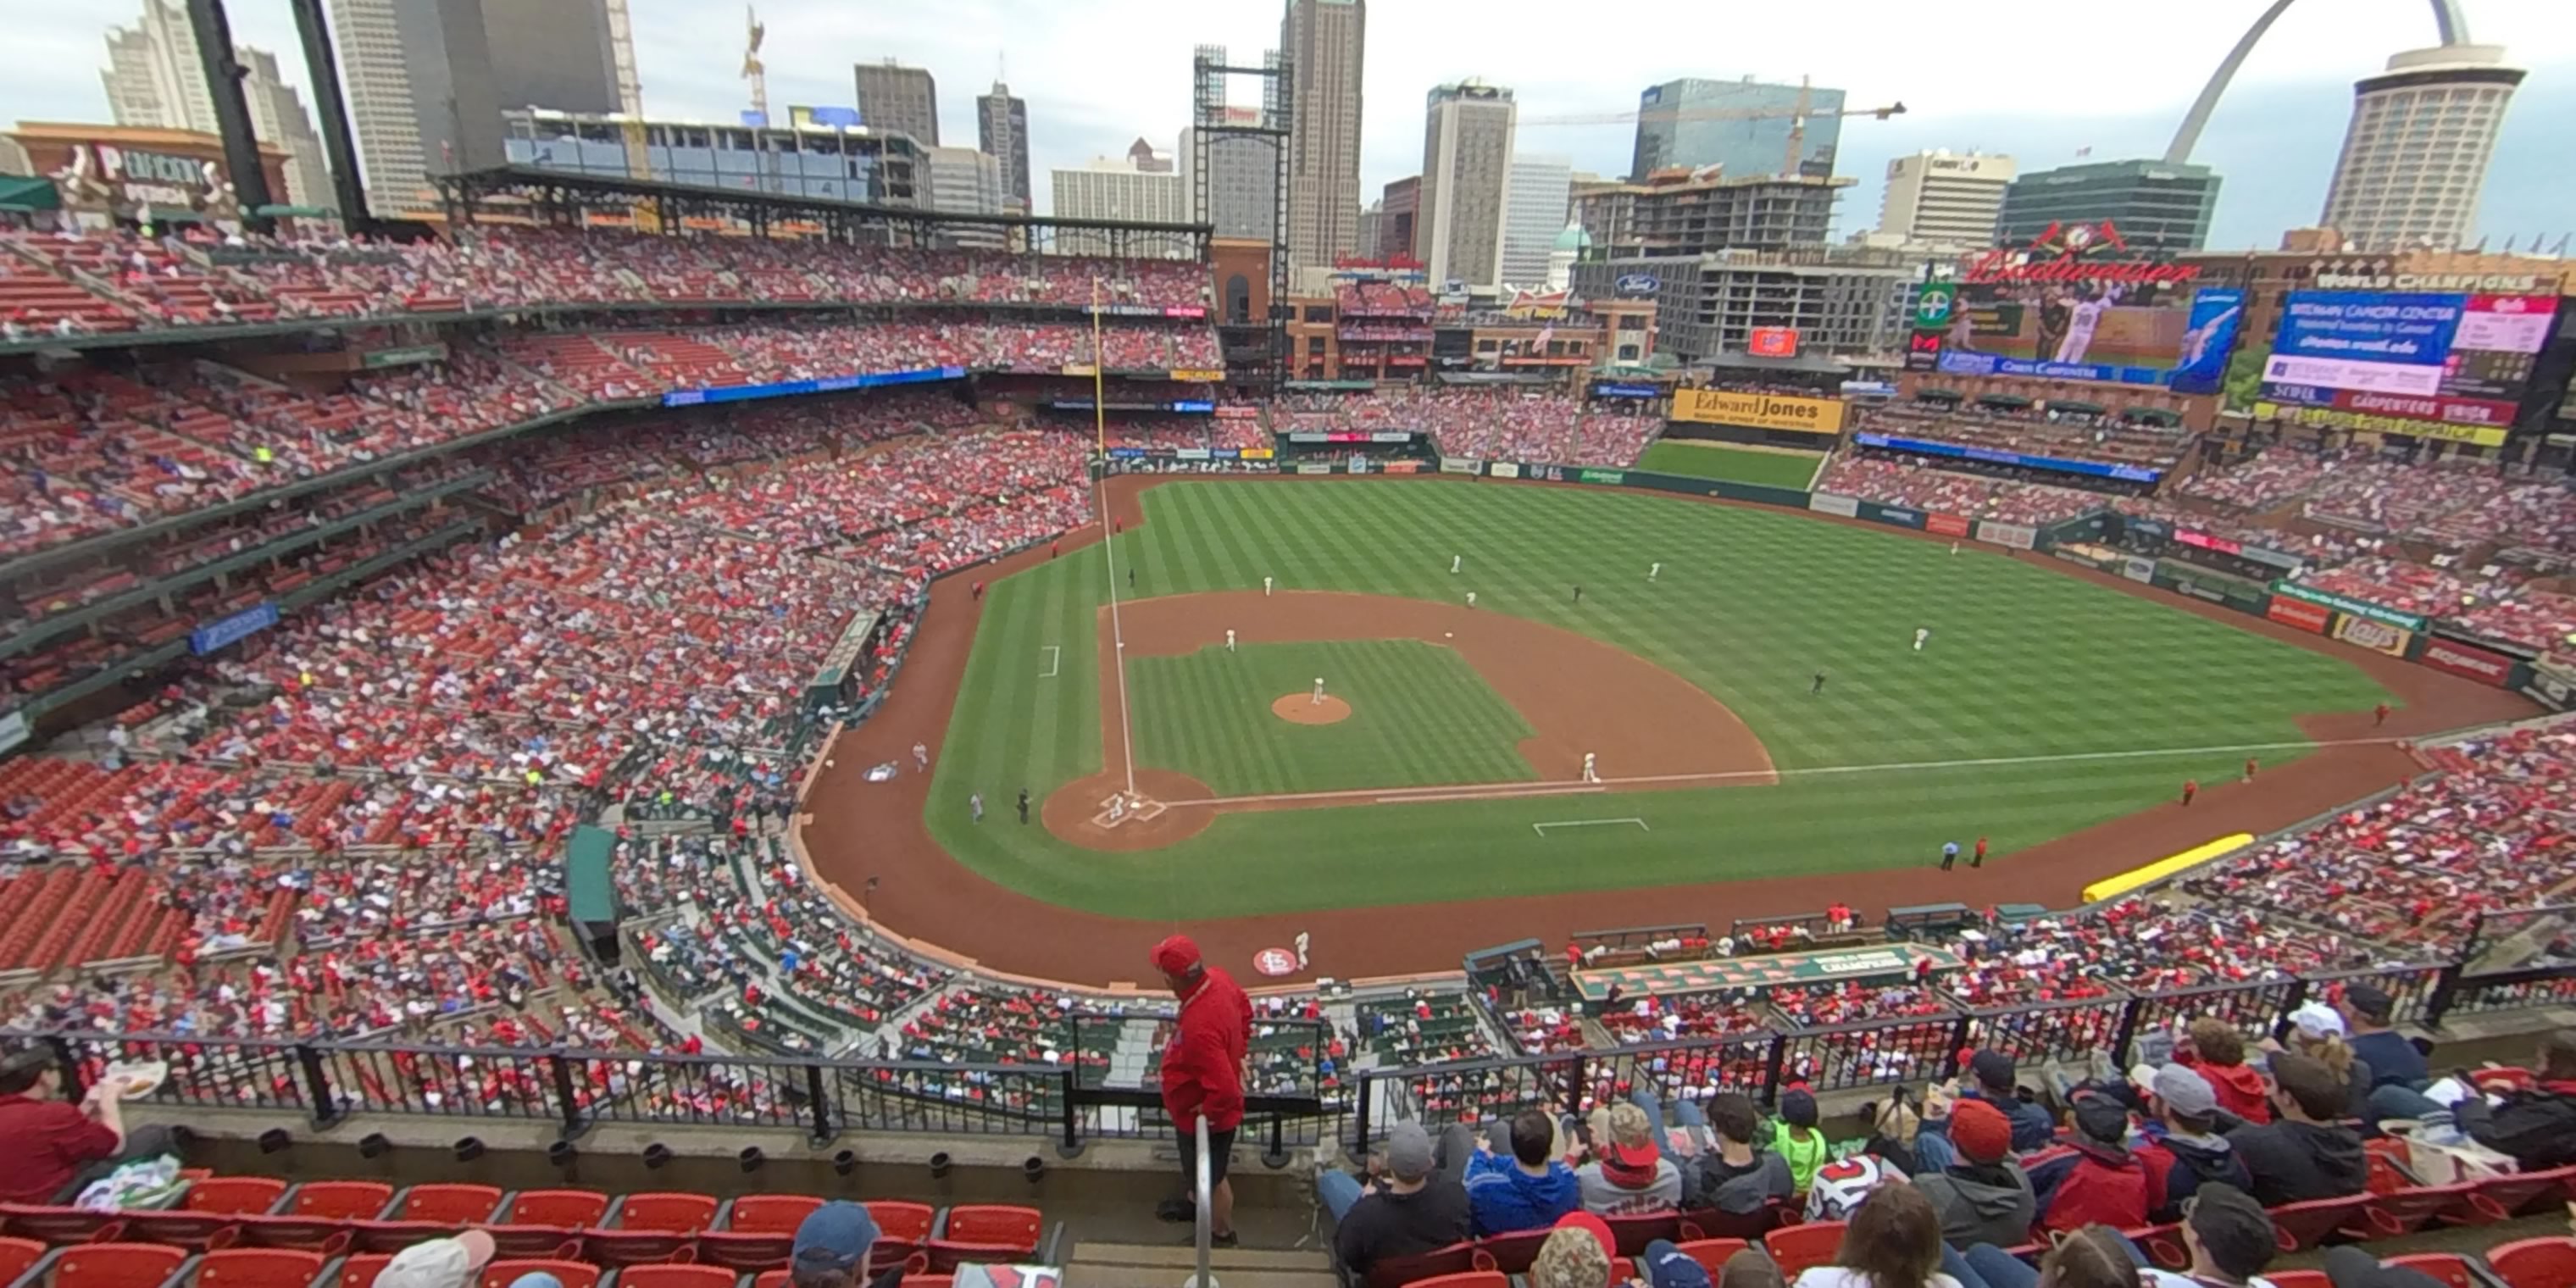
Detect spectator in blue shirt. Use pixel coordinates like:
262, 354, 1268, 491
1463, 1109, 1581, 1235
1964, 1051, 2058, 1152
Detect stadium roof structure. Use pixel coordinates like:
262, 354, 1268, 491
436, 164, 1213, 260
2165, 0, 2474, 164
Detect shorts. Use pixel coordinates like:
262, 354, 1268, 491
1178, 1124, 1237, 1190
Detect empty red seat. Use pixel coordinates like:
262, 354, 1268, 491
2488, 1237, 2576, 1288
481, 1260, 600, 1288
1469, 1228, 1551, 1274
697, 1196, 819, 1274
286, 1185, 394, 1222
1600, 1213, 1679, 1257
2473, 1164, 2576, 1219
387, 1186, 502, 1224
2264, 1195, 2372, 1252
608, 1196, 718, 1234
0, 1204, 124, 1246
609, 1269, 734, 1288
2124, 1223, 2187, 1270
194, 1249, 328, 1288
0, 1238, 47, 1283
330, 1254, 391, 1288
185, 1180, 289, 1217
1763, 1222, 1844, 1279
863, 1203, 935, 1276
1358, 1243, 1478, 1288
47, 1242, 190, 1288
503, 1193, 612, 1230
2367, 1183, 2502, 1236
924, 1206, 1040, 1272
2262, 1274, 2328, 1288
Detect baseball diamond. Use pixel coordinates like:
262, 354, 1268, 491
800, 474, 2534, 986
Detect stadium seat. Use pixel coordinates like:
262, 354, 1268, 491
385, 1187, 503, 1224
2486, 1238, 2576, 1288
1677, 1205, 1786, 1241
2473, 1163, 2576, 1218
2366, 1182, 2502, 1236
584, 1194, 720, 1268
125, 1180, 288, 1251
500, 1193, 613, 1230
862, 1203, 935, 1276
2264, 1195, 2373, 1252
0, 1238, 47, 1284
1469, 1229, 1552, 1274
225, 1215, 354, 1255
924, 1206, 1041, 1272
2382, 1253, 2477, 1288
1762, 1222, 1844, 1279
325, 1253, 391, 1288
182, 1181, 290, 1217
2262, 1274, 2329, 1288
0, 1205, 125, 1247
41, 1242, 190, 1288
1600, 1213, 1680, 1257
191, 1249, 328, 1288
1359, 1242, 1478, 1288
480, 1260, 600, 1288
695, 1197, 820, 1272
606, 1267, 736, 1288
2124, 1224, 2186, 1270
284, 1185, 394, 1222
1401, 1274, 1505, 1288
341, 1224, 466, 1257
605, 1196, 719, 1234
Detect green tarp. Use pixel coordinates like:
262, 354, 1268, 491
566, 824, 617, 924
0, 174, 59, 214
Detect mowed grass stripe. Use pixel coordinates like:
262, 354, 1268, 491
930, 479, 2392, 919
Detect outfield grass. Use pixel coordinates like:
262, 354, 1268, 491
1128, 640, 1535, 797
1635, 441, 1825, 489
925, 480, 2392, 919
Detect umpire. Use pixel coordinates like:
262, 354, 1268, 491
1152, 934, 1252, 1246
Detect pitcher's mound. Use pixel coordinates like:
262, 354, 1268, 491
1274, 694, 1352, 724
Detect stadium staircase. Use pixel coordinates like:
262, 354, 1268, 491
1063, 1241, 1334, 1288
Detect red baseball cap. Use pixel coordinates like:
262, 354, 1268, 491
1151, 934, 1202, 975
1553, 1212, 1616, 1263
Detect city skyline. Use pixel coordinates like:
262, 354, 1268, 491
1, 0, 2569, 250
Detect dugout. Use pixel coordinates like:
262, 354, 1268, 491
1463, 938, 1559, 1008
1570, 923, 1712, 968
1885, 902, 1978, 939
1729, 911, 1875, 954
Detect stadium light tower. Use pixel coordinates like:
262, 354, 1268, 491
2164, 0, 2473, 164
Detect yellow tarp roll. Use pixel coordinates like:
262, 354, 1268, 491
2082, 832, 2255, 904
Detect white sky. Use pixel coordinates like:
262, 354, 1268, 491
6, 0, 2570, 250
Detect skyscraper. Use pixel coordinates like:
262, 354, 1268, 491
924, 145, 1006, 249
1876, 151, 2015, 248
1498, 153, 1572, 288
977, 80, 1030, 208
1629, 76, 1846, 180
1997, 158, 2221, 255
1417, 81, 1515, 291
1379, 175, 1418, 261
1183, 107, 1280, 242
100, 0, 333, 208
1052, 154, 1188, 255
854, 60, 939, 145
2317, 43, 2523, 251
1280, 0, 1365, 271
480, 0, 630, 115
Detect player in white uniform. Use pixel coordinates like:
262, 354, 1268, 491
1451, 554, 1463, 574
1913, 627, 1930, 652
1581, 752, 1599, 783
1225, 630, 1236, 652
1648, 562, 1662, 581
2055, 286, 2120, 364
1294, 931, 1310, 969
1465, 591, 1477, 608
1263, 575, 1274, 596
1312, 676, 1326, 706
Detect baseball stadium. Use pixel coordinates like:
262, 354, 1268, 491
2, 132, 2574, 1286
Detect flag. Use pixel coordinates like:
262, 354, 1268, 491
2074, 146, 2092, 158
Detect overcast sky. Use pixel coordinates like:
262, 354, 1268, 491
7, 0, 2570, 250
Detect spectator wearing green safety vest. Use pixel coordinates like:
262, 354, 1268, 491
1773, 1086, 1829, 1196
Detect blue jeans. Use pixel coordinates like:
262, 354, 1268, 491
1629, 1085, 1710, 1158
2368, 1082, 2449, 1124
1319, 1169, 1364, 1223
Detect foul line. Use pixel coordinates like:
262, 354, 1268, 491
1169, 734, 2413, 811
1534, 817, 1650, 836
1038, 646, 1061, 678
1094, 483, 1136, 797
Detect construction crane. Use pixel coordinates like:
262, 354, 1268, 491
1521, 76, 1906, 177
742, 7, 769, 125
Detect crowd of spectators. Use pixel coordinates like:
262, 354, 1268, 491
1281, 386, 1655, 466
1865, 402, 2193, 470
1814, 453, 2105, 525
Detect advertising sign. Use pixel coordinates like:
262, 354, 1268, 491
664, 366, 966, 407
1960, 222, 2202, 287
1167, 369, 1226, 382
2122, 556, 2157, 584
1578, 469, 1627, 486
2260, 291, 2559, 420
0, 708, 25, 755
1296, 462, 1332, 475
1927, 514, 1972, 538
1490, 462, 1523, 479
2419, 639, 2515, 687
1977, 520, 2037, 550
1672, 389, 1846, 435
1747, 327, 1801, 358
190, 602, 280, 655
2332, 613, 2412, 657
1614, 273, 1661, 297
2524, 658, 2576, 712
1439, 457, 1480, 475
2252, 400, 2510, 448
1239, 447, 1274, 459
2268, 580, 2425, 632
1905, 330, 1946, 373
2265, 596, 2332, 634
1913, 281, 1960, 331
1935, 284, 2245, 390
1853, 432, 2161, 484
1809, 492, 1861, 518
1591, 382, 1662, 399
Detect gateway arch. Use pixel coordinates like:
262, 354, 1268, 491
2163, 0, 2473, 164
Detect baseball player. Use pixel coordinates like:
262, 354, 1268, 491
1940, 841, 1959, 871
1452, 554, 1463, 574
1108, 795, 1127, 823
1811, 670, 1827, 695
1311, 676, 1325, 706
2182, 779, 2198, 807
1950, 541, 1960, 556
969, 792, 984, 824
1465, 591, 1477, 609
1913, 627, 1930, 652
1581, 752, 1598, 783
1225, 629, 1236, 652
1648, 562, 1662, 581
1294, 931, 1311, 969
913, 742, 929, 770
1263, 575, 1274, 596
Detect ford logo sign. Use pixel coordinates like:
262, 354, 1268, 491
1614, 274, 1659, 296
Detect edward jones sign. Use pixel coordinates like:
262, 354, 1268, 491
1672, 389, 1846, 435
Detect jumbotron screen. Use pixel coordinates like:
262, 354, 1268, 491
1931, 280, 2245, 393
2258, 291, 2559, 430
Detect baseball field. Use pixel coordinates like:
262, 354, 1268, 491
1633, 440, 1828, 489
802, 474, 2534, 985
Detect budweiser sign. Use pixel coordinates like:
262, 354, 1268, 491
1963, 220, 2201, 286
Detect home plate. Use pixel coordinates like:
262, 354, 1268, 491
1092, 791, 1169, 828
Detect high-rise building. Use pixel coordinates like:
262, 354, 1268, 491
1630, 76, 1846, 181
1127, 137, 1173, 174
1280, 0, 1366, 270
1379, 175, 1418, 261
1499, 153, 1572, 288
1573, 243, 1913, 364
1570, 174, 1646, 257
481, 0, 630, 115
1877, 150, 2015, 249
1613, 167, 1848, 256
923, 145, 1006, 248
101, 0, 334, 209
1417, 81, 1515, 291
1052, 154, 1189, 255
328, 0, 514, 214
977, 80, 1030, 208
1997, 158, 2221, 255
1355, 201, 1381, 263
1182, 107, 1281, 242
2317, 44, 2523, 252
854, 60, 938, 145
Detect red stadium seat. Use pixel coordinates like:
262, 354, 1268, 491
0, 1205, 125, 1246
863, 1203, 935, 1276
386, 1187, 502, 1224
47, 1242, 190, 1288
2264, 1195, 2372, 1252
285, 1185, 394, 1222
330, 1254, 391, 1288
608, 1267, 736, 1288
480, 1260, 600, 1288
2365, 1183, 2502, 1237
1402, 1274, 1505, 1288
608, 1196, 718, 1234
502, 1193, 611, 1230
2473, 1163, 2576, 1219
924, 1206, 1040, 1272
1677, 1205, 1787, 1241
2124, 1224, 2187, 1270
2262, 1274, 2329, 1288
1762, 1222, 1845, 1279
193, 1249, 328, 1288
184, 1181, 289, 1217
1359, 1242, 1478, 1288
751, 1273, 788, 1288
0, 1238, 48, 1284
2487, 1238, 2576, 1288
1601, 1213, 1681, 1257
2383, 1253, 2477, 1288
695, 1196, 821, 1274
1469, 1229, 1552, 1274
225, 1215, 354, 1255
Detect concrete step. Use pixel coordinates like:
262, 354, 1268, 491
1064, 1241, 1335, 1288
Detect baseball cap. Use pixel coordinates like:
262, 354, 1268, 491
1530, 1221, 1614, 1288
1554, 1212, 1617, 1264
1150, 934, 1202, 976
2321, 1247, 2450, 1288
508, 1275, 563, 1288
1641, 1238, 1714, 1288
1947, 1097, 2012, 1163
2342, 982, 2395, 1022
2070, 1092, 2130, 1144
2289, 1002, 2347, 1039
1969, 1049, 2017, 1092
1385, 1121, 1435, 1182
375, 1232, 497, 1288
1779, 1087, 1819, 1129
2185, 1184, 2276, 1280
791, 1201, 881, 1280
2128, 1062, 2219, 1119
1602, 1102, 1662, 1171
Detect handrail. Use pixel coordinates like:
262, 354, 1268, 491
1193, 1115, 1214, 1288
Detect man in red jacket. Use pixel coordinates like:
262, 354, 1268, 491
1153, 934, 1252, 1245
